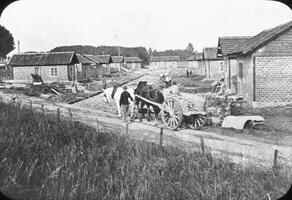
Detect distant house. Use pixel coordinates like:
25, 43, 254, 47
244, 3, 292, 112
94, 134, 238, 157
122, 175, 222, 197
82, 54, 105, 78
76, 54, 97, 80
95, 55, 112, 75
217, 36, 251, 93
110, 56, 123, 72
187, 52, 203, 74
202, 47, 223, 80
227, 20, 292, 105
8, 52, 79, 82
124, 57, 142, 69
149, 56, 180, 69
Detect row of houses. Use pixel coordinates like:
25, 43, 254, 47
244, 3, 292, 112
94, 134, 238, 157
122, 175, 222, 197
7, 53, 143, 82
188, 20, 292, 105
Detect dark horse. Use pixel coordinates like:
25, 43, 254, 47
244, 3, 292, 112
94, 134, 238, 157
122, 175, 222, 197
134, 81, 164, 122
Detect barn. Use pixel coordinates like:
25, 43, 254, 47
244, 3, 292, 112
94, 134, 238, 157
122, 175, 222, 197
149, 56, 180, 69
202, 47, 223, 80
217, 36, 251, 93
8, 52, 79, 82
227, 20, 292, 105
124, 57, 143, 69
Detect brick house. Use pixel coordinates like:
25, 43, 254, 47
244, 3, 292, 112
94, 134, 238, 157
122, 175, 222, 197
227, 20, 292, 105
202, 47, 223, 79
149, 56, 179, 69
217, 36, 251, 93
124, 57, 143, 69
110, 56, 123, 72
8, 52, 79, 82
187, 52, 203, 74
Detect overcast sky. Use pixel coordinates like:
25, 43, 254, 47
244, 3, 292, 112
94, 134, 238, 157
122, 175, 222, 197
0, 0, 292, 55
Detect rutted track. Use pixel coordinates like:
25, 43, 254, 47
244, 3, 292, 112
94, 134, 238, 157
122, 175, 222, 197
1, 90, 292, 171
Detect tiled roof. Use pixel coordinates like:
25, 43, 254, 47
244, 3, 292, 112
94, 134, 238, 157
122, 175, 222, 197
217, 36, 251, 56
150, 56, 180, 62
112, 56, 124, 63
203, 48, 221, 60
124, 57, 142, 63
228, 20, 292, 55
8, 52, 78, 66
77, 54, 95, 64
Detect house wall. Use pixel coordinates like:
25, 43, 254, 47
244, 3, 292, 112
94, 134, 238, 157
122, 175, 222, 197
149, 61, 178, 69
125, 63, 141, 69
188, 61, 199, 74
110, 63, 121, 72
254, 56, 292, 103
205, 60, 224, 80
13, 65, 69, 82
102, 64, 111, 75
224, 57, 238, 93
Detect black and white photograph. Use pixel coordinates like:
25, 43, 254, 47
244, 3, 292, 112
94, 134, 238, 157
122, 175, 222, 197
0, 0, 291, 199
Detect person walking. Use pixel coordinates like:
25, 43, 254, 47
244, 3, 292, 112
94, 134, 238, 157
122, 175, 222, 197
119, 86, 133, 122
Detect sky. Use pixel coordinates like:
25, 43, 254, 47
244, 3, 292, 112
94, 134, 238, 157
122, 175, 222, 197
0, 0, 292, 55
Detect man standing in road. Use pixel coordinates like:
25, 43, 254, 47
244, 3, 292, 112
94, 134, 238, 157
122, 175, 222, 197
119, 86, 133, 122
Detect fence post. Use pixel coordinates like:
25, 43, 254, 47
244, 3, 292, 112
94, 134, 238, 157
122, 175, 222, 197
200, 136, 205, 156
41, 104, 45, 116
273, 149, 278, 173
68, 108, 73, 120
126, 122, 129, 135
57, 108, 60, 122
159, 128, 164, 147
30, 101, 32, 112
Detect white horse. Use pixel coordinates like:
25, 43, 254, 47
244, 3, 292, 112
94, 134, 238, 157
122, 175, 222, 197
102, 86, 135, 117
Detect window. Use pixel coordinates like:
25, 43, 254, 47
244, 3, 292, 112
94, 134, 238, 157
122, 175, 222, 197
50, 67, 58, 77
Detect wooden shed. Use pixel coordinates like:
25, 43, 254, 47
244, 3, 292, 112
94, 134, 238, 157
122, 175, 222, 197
187, 52, 203, 74
124, 57, 142, 69
110, 56, 123, 72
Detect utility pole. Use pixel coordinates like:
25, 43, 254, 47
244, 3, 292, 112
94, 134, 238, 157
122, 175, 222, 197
118, 46, 121, 56
17, 40, 20, 53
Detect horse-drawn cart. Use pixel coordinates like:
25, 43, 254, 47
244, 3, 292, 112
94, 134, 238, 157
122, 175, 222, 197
134, 93, 207, 131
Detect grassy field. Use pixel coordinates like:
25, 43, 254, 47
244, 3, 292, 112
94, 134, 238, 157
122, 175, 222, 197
0, 102, 291, 200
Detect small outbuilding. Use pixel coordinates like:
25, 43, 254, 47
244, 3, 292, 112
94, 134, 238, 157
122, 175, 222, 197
8, 52, 79, 82
110, 56, 124, 72
227, 20, 292, 105
187, 52, 203, 74
124, 57, 143, 69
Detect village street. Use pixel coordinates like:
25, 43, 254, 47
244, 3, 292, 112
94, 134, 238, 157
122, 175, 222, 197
1, 69, 292, 171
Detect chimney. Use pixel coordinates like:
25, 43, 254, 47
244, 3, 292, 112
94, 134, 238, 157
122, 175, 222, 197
17, 40, 20, 53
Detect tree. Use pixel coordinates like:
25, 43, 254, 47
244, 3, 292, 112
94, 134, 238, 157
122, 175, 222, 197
186, 43, 194, 53
0, 25, 14, 58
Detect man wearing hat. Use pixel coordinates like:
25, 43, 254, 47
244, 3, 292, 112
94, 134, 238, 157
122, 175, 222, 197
119, 86, 133, 122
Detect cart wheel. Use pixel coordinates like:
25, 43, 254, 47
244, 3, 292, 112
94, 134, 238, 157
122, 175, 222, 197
189, 114, 206, 130
161, 97, 183, 130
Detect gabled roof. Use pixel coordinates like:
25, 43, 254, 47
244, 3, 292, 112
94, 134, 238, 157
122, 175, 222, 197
203, 47, 221, 60
150, 56, 180, 62
124, 57, 142, 63
228, 20, 292, 55
8, 52, 78, 66
83, 54, 102, 64
112, 56, 124, 63
217, 36, 251, 56
77, 54, 95, 64
95, 55, 112, 64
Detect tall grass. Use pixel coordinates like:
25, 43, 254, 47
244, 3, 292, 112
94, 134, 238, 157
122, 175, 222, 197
0, 102, 290, 200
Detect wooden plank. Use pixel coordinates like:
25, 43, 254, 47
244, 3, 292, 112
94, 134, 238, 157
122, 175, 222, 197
134, 94, 162, 108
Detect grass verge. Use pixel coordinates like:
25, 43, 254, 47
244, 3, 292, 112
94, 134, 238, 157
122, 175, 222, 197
0, 102, 290, 200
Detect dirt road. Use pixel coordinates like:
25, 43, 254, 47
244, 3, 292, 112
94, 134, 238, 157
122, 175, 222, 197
1, 90, 292, 171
